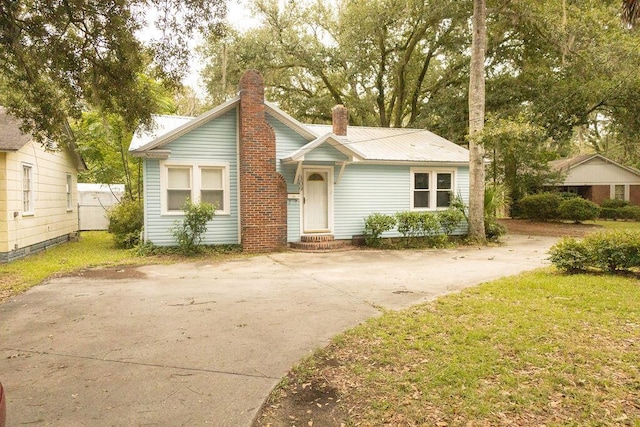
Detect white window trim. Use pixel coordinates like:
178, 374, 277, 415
22, 163, 34, 216
610, 184, 629, 201
410, 168, 456, 211
66, 174, 73, 212
160, 161, 230, 216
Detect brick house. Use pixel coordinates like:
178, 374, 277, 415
549, 154, 640, 206
130, 70, 470, 252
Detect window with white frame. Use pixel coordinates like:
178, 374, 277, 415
411, 169, 454, 210
167, 166, 192, 211
200, 167, 225, 210
162, 162, 229, 214
66, 174, 73, 211
23, 164, 33, 214
613, 184, 626, 201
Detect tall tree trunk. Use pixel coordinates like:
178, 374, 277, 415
468, 0, 486, 241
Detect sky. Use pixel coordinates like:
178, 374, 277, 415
183, 0, 259, 93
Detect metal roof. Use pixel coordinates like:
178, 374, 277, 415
130, 111, 469, 164
129, 114, 194, 152
306, 124, 469, 163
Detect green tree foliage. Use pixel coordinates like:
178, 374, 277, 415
474, 115, 561, 203
72, 76, 176, 199
201, 0, 471, 138
201, 0, 640, 160
107, 199, 144, 249
0, 0, 226, 144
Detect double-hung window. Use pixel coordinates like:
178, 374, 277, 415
411, 169, 454, 210
22, 164, 34, 215
167, 167, 192, 211
162, 162, 229, 215
200, 167, 225, 210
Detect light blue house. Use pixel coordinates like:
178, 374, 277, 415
130, 71, 469, 252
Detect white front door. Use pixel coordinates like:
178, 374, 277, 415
303, 169, 330, 232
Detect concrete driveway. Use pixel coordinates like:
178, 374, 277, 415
0, 235, 556, 426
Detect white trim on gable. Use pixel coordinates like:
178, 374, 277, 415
281, 133, 365, 163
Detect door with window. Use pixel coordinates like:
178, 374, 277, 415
303, 169, 330, 232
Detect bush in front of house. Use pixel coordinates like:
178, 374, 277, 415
396, 211, 442, 238
600, 198, 629, 209
363, 213, 396, 247
516, 193, 562, 221
107, 198, 143, 248
548, 237, 593, 273
620, 205, 640, 221
598, 199, 640, 221
171, 199, 216, 255
549, 230, 640, 273
557, 197, 600, 223
437, 207, 465, 236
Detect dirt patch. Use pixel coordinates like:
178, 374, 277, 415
498, 218, 601, 237
254, 358, 349, 427
65, 265, 146, 280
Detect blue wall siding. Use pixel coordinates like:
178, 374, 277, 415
287, 197, 301, 242
305, 144, 349, 162
268, 114, 308, 193
333, 164, 409, 239
332, 164, 470, 240
144, 109, 239, 246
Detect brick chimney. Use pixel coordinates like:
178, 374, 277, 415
332, 104, 348, 136
238, 70, 287, 252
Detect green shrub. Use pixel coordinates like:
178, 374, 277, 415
396, 211, 423, 238
600, 198, 629, 209
438, 207, 465, 236
620, 205, 640, 221
485, 218, 506, 241
557, 197, 600, 223
549, 230, 640, 273
517, 193, 562, 221
586, 230, 640, 272
418, 212, 441, 237
599, 207, 622, 220
548, 237, 592, 273
363, 213, 396, 247
107, 199, 143, 248
171, 199, 216, 255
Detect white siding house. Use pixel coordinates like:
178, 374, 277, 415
0, 107, 86, 262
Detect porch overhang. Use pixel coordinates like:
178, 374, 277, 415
280, 132, 365, 164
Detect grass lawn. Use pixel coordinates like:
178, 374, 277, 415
257, 269, 640, 426
0, 231, 150, 300
589, 219, 640, 231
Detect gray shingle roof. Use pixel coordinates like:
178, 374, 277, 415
0, 106, 32, 151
